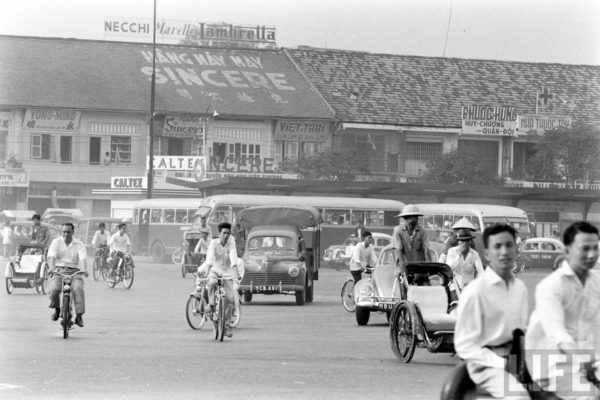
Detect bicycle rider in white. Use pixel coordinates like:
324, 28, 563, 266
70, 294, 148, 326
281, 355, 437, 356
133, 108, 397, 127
197, 222, 244, 338
108, 223, 131, 272
47, 223, 88, 327
349, 230, 377, 283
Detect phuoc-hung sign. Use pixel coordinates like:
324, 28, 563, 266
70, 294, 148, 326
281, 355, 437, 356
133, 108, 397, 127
22, 109, 81, 131
516, 114, 572, 135
274, 120, 329, 142
162, 116, 203, 138
461, 105, 518, 136
111, 176, 147, 189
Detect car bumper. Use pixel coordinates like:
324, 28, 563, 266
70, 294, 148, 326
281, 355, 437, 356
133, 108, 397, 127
355, 296, 401, 311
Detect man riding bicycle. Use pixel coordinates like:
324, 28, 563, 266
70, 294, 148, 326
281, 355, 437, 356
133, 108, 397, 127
91, 222, 110, 264
108, 223, 132, 273
197, 222, 244, 338
47, 223, 88, 327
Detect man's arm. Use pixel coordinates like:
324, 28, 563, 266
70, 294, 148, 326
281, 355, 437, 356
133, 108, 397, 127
422, 231, 432, 262
77, 242, 88, 273
47, 238, 57, 270
228, 237, 238, 265
368, 246, 377, 266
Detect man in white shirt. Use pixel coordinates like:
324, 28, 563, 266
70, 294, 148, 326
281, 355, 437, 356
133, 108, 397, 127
349, 231, 377, 282
446, 228, 484, 290
198, 222, 243, 338
1, 221, 12, 259
47, 223, 88, 327
91, 222, 109, 249
193, 230, 209, 262
108, 223, 131, 271
454, 224, 530, 399
526, 221, 600, 399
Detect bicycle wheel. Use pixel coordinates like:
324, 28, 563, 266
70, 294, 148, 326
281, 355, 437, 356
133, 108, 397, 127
215, 296, 225, 341
230, 293, 242, 328
92, 258, 100, 281
123, 264, 134, 289
106, 271, 116, 288
185, 295, 207, 330
341, 279, 356, 312
62, 295, 70, 339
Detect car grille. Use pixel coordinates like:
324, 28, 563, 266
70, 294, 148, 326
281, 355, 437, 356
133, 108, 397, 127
241, 272, 297, 285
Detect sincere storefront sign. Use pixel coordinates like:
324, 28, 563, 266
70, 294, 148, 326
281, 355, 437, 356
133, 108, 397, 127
22, 109, 81, 131
461, 105, 518, 136
147, 156, 205, 171
273, 120, 329, 142
111, 176, 148, 189
516, 114, 572, 135
0, 169, 28, 187
162, 116, 203, 138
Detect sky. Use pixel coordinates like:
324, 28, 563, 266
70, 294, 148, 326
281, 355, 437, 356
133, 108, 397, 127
2, 0, 599, 65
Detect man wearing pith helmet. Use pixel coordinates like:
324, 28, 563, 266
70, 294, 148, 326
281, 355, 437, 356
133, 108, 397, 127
392, 204, 432, 270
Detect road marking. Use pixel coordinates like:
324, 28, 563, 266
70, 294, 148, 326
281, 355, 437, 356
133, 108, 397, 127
0, 383, 25, 390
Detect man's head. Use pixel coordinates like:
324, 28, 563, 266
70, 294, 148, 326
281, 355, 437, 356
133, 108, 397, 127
200, 215, 208, 226
361, 230, 373, 247
218, 222, 232, 244
483, 224, 518, 280
200, 230, 208, 239
32, 214, 41, 226
118, 223, 127, 235
99, 222, 105, 232
563, 221, 599, 276
398, 204, 423, 228
62, 223, 75, 244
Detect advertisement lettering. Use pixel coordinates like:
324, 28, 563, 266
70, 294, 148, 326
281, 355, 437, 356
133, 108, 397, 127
23, 109, 81, 131
162, 116, 203, 138
274, 120, 329, 142
111, 176, 148, 189
516, 114, 572, 135
461, 105, 518, 136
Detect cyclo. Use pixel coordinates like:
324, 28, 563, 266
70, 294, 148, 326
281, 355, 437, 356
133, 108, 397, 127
5, 243, 50, 294
179, 231, 206, 278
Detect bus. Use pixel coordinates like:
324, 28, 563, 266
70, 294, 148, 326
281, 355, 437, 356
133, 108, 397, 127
415, 203, 531, 259
132, 195, 405, 263
132, 198, 205, 262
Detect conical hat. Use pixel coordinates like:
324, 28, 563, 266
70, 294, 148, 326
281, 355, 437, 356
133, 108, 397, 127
451, 217, 477, 231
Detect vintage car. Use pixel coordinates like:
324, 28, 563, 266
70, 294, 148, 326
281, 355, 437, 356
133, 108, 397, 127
353, 244, 438, 326
519, 237, 566, 269
237, 205, 321, 306
323, 232, 392, 269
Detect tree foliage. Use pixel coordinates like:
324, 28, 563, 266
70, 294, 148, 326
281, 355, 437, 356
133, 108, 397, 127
523, 124, 600, 188
424, 146, 504, 185
285, 149, 369, 181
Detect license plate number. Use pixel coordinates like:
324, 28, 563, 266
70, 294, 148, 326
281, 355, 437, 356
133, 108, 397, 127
254, 285, 277, 292
377, 303, 393, 311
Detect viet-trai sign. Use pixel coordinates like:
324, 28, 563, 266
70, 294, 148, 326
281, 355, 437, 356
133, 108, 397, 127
104, 17, 276, 45
162, 116, 203, 138
22, 109, 81, 131
516, 114, 572, 135
274, 120, 329, 142
461, 105, 518, 136
111, 176, 147, 189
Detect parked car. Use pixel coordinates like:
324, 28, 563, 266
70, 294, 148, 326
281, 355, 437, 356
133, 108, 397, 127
519, 237, 566, 270
323, 232, 392, 269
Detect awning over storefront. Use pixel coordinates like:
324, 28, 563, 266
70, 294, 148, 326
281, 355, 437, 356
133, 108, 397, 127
0, 36, 334, 120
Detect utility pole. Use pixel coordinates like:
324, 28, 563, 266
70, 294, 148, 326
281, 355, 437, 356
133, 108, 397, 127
147, 0, 157, 199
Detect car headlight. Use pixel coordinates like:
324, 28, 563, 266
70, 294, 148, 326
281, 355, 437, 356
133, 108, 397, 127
358, 285, 374, 297
288, 266, 300, 277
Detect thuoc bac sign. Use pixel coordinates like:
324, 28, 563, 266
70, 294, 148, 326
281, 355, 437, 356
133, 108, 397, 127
516, 114, 572, 135
461, 105, 518, 136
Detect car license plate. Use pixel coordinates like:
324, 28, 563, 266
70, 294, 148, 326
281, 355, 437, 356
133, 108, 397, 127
254, 285, 277, 292
377, 303, 393, 311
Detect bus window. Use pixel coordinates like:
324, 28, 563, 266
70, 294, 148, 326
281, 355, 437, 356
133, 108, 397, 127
164, 209, 175, 223
232, 207, 244, 222
151, 209, 163, 224
323, 209, 351, 225
210, 206, 230, 224
354, 210, 383, 227
175, 209, 187, 224
133, 208, 139, 224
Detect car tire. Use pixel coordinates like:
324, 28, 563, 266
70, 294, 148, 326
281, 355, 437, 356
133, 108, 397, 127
355, 305, 370, 326
305, 278, 313, 303
295, 289, 305, 306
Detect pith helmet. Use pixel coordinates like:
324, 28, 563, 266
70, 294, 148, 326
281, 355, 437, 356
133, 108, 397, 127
456, 228, 475, 241
451, 217, 477, 232
397, 204, 423, 218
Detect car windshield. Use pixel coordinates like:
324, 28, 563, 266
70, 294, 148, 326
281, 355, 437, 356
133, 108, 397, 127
247, 236, 296, 256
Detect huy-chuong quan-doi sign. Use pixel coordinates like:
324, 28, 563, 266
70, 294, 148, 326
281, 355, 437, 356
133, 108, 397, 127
461, 105, 518, 136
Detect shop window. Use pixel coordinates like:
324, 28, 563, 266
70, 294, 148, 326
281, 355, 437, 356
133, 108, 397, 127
228, 143, 260, 159
275, 141, 299, 168
405, 141, 443, 176
60, 136, 72, 164
0, 131, 6, 161
301, 142, 319, 157
89, 137, 101, 165
31, 134, 52, 160
111, 136, 131, 163
340, 133, 386, 172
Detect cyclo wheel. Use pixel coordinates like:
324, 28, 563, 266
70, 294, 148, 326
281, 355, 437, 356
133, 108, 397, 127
389, 301, 418, 363
62, 294, 70, 339
230, 292, 242, 328
92, 257, 100, 281
186, 295, 207, 330
341, 278, 356, 312
123, 263, 134, 289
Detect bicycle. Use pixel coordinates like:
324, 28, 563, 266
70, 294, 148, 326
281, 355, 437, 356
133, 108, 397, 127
49, 269, 87, 339
92, 246, 110, 281
341, 277, 356, 312
186, 273, 209, 330
106, 253, 135, 289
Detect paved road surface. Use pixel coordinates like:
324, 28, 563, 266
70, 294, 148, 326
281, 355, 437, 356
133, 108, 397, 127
0, 257, 549, 400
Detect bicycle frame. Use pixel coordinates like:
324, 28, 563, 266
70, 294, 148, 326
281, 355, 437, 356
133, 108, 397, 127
51, 270, 86, 339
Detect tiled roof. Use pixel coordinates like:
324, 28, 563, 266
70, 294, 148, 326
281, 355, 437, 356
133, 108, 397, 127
286, 48, 600, 127
0, 36, 334, 119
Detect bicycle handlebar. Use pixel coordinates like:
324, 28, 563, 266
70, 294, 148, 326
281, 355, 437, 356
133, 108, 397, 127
49, 270, 87, 278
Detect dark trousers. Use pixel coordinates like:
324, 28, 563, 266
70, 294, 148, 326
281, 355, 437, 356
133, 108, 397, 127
350, 270, 362, 283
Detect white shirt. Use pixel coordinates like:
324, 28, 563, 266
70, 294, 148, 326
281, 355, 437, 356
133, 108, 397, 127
199, 237, 240, 279
525, 262, 600, 382
455, 267, 529, 369
349, 242, 377, 272
48, 237, 87, 269
446, 246, 484, 288
91, 230, 109, 248
109, 232, 131, 253
2, 226, 11, 245
194, 237, 209, 254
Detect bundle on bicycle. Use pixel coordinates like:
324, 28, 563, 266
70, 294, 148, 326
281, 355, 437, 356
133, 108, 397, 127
5, 243, 50, 294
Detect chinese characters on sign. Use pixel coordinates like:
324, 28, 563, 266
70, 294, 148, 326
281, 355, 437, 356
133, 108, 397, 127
461, 105, 518, 136
22, 109, 81, 131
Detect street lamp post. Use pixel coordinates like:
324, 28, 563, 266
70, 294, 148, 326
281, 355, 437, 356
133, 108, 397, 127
147, 0, 157, 199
